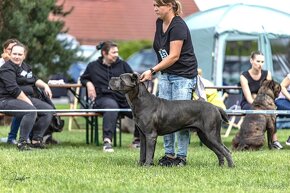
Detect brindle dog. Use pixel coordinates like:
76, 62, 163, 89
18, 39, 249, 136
232, 80, 281, 151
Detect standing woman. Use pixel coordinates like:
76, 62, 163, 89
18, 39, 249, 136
140, 0, 198, 166
240, 51, 282, 149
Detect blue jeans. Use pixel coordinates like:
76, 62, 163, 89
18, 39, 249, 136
158, 73, 196, 158
275, 98, 290, 118
7, 117, 21, 142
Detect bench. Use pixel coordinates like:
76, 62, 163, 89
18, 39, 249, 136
0, 110, 124, 147
56, 112, 123, 147
2, 109, 290, 145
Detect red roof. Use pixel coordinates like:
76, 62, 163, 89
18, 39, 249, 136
56, 0, 199, 45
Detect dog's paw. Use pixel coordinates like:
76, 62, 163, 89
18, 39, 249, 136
143, 162, 154, 167
138, 161, 145, 166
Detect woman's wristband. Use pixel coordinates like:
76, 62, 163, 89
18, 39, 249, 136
150, 68, 156, 75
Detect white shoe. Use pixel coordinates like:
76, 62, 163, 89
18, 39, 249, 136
103, 138, 114, 152
272, 141, 283, 149
0, 137, 8, 143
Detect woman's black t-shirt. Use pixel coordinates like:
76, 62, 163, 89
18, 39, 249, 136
240, 70, 268, 108
153, 16, 198, 78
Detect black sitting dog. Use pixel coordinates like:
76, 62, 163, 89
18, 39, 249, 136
109, 73, 234, 167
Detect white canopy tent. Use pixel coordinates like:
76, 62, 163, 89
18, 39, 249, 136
185, 3, 290, 85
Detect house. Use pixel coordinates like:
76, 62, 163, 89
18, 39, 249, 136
56, 0, 199, 45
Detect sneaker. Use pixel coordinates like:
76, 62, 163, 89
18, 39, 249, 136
30, 141, 46, 149
17, 141, 32, 151
43, 135, 59, 144
158, 155, 175, 167
103, 140, 114, 153
7, 139, 18, 145
286, 136, 290, 146
172, 157, 187, 167
272, 141, 283, 150
131, 139, 140, 149
0, 137, 8, 143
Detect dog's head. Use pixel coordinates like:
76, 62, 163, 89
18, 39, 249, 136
258, 80, 281, 99
109, 72, 140, 93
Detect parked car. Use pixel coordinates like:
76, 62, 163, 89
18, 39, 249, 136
126, 48, 157, 74
67, 45, 101, 83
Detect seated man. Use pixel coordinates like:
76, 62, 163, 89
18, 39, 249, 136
0, 43, 53, 150
80, 41, 140, 152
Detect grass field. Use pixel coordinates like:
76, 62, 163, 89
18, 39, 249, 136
0, 118, 290, 193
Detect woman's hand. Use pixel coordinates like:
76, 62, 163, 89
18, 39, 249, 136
17, 91, 34, 106
35, 80, 53, 99
86, 81, 96, 101
43, 85, 53, 99
140, 70, 153, 82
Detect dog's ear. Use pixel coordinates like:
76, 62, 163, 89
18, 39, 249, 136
269, 80, 275, 89
262, 80, 271, 88
132, 72, 140, 84
273, 81, 281, 98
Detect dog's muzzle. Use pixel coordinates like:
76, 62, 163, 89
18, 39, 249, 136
109, 77, 121, 91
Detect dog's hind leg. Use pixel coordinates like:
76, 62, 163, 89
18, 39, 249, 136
197, 131, 225, 166
204, 132, 235, 167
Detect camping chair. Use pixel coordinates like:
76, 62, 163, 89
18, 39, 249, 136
223, 92, 243, 137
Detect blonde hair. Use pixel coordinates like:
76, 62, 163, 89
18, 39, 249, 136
198, 68, 202, 76
154, 0, 182, 16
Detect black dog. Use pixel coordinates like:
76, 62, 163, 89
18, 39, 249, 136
109, 73, 234, 167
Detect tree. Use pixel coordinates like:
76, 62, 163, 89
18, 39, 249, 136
0, 0, 80, 81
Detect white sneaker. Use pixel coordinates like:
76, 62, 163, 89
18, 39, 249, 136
0, 137, 8, 143
103, 138, 114, 153
272, 141, 283, 149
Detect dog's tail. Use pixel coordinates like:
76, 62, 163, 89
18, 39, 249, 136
217, 107, 229, 123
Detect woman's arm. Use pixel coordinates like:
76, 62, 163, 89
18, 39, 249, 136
79, 63, 96, 100
280, 75, 290, 100
153, 40, 182, 72
17, 91, 33, 106
86, 81, 96, 101
35, 79, 52, 99
266, 71, 272, 80
140, 40, 183, 81
240, 75, 254, 104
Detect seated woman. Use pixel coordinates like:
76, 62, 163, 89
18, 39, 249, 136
240, 51, 282, 149
80, 41, 140, 153
0, 43, 53, 150
275, 74, 290, 146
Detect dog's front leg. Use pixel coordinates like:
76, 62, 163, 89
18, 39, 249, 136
144, 131, 158, 166
267, 115, 276, 149
139, 131, 146, 166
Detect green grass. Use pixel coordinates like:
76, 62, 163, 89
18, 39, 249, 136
0, 123, 290, 193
